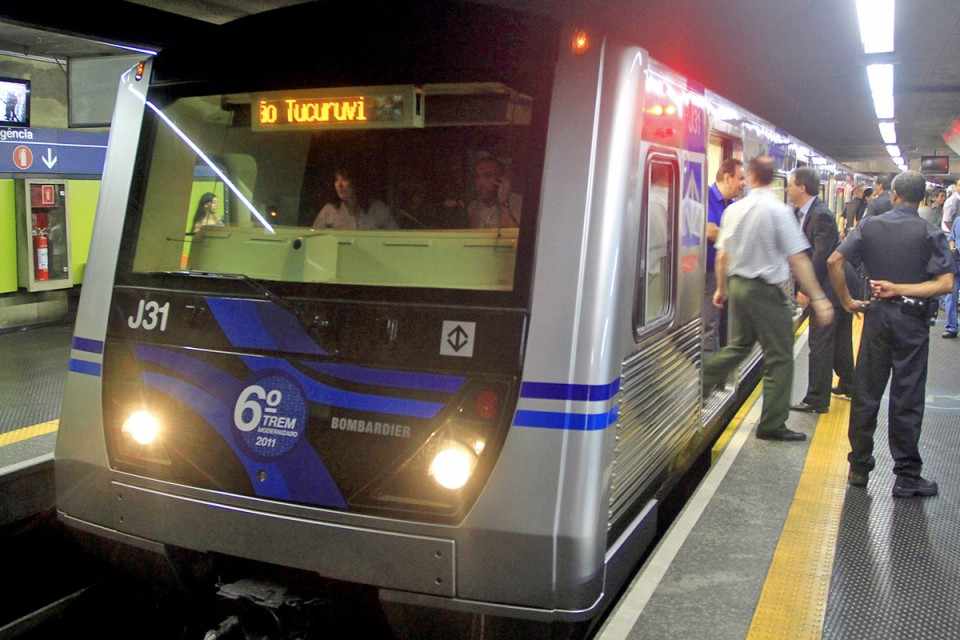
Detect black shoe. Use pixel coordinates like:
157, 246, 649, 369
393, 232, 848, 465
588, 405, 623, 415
892, 476, 939, 498
790, 402, 828, 414
847, 469, 868, 487
943, 331, 958, 339
756, 427, 807, 441
832, 386, 852, 399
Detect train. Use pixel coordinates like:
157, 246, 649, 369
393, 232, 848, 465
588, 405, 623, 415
55, 1, 861, 637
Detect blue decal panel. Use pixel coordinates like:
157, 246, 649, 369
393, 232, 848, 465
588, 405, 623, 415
107, 342, 466, 510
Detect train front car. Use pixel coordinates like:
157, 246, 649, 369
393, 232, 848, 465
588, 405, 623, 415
55, 2, 710, 635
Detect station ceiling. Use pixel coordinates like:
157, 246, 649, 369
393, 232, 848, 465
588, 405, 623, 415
1, 0, 957, 177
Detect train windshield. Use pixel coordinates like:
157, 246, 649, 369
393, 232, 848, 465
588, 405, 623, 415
121, 83, 539, 296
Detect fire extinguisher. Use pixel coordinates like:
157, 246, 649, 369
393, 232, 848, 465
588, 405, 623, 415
34, 230, 49, 281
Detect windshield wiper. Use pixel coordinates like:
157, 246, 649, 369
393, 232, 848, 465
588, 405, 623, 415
140, 270, 299, 314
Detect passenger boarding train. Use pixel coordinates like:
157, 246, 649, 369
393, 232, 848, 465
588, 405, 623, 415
55, 2, 858, 636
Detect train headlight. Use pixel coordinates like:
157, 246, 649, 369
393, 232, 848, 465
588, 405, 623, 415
122, 410, 161, 445
428, 441, 478, 490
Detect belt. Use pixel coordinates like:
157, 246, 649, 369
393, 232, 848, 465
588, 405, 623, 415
877, 296, 930, 308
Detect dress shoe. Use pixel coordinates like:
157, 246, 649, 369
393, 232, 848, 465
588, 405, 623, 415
790, 401, 828, 414
831, 386, 852, 399
943, 331, 958, 339
756, 427, 807, 441
892, 476, 939, 498
847, 469, 868, 487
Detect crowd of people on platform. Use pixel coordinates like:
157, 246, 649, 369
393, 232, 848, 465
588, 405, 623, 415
703, 157, 956, 499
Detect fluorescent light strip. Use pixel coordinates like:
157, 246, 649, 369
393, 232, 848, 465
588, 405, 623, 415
855, 0, 895, 54
867, 64, 895, 119
95, 40, 159, 56
878, 121, 897, 144
141, 96, 275, 234
886, 144, 901, 158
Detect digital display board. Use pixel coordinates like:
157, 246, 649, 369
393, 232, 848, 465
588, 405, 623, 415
0, 77, 30, 127
920, 155, 950, 174
253, 86, 423, 131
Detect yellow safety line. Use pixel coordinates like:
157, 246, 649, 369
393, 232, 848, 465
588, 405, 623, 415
745, 315, 863, 640
711, 317, 810, 463
0, 420, 59, 448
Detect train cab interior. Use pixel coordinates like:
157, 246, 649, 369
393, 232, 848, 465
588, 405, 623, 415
124, 83, 542, 295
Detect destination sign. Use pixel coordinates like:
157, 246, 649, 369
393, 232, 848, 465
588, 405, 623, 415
253, 86, 424, 131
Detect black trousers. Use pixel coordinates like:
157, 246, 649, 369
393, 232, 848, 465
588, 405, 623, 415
804, 307, 836, 409
848, 301, 929, 478
833, 308, 855, 390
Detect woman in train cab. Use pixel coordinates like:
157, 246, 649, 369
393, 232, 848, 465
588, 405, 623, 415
311, 164, 398, 230
191, 192, 222, 232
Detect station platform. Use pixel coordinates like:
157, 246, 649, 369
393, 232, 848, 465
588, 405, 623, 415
598, 317, 960, 640
0, 324, 69, 527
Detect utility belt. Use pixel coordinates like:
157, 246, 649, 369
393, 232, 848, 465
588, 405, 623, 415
877, 295, 938, 319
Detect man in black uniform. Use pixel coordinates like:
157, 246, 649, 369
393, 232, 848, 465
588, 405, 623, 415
827, 171, 955, 497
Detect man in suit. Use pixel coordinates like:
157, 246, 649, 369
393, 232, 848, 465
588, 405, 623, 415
788, 167, 840, 414
840, 184, 867, 239
864, 173, 894, 218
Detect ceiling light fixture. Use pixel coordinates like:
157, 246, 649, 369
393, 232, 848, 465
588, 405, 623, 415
867, 64, 895, 119
855, 0, 895, 54
878, 121, 897, 144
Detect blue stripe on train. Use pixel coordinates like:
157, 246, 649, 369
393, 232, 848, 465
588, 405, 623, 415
72, 337, 104, 354
206, 297, 325, 356
243, 357, 444, 419
513, 407, 619, 431
519, 379, 620, 402
69, 359, 101, 377
302, 361, 465, 394
133, 344, 444, 420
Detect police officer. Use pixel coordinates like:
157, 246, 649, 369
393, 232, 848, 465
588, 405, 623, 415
827, 171, 955, 497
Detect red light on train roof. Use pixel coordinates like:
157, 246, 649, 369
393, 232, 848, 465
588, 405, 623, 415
135, 61, 145, 81
572, 30, 590, 55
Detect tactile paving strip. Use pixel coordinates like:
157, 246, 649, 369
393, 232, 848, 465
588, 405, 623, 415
744, 395, 851, 640
822, 335, 960, 640
0, 325, 71, 435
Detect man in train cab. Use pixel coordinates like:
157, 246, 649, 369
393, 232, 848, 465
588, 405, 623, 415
704, 158, 745, 353
828, 171, 955, 496
864, 173, 894, 218
787, 167, 842, 415
467, 156, 522, 228
704, 156, 833, 442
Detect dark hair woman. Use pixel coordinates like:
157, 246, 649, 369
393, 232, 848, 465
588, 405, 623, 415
311, 165, 397, 230
192, 192, 221, 232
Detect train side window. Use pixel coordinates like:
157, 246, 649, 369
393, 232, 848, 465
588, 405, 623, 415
634, 155, 678, 334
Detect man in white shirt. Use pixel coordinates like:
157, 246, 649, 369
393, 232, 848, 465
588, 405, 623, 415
704, 156, 834, 441
941, 179, 960, 235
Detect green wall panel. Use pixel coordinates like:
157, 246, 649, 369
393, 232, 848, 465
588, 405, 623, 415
0, 179, 17, 294
66, 179, 101, 284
